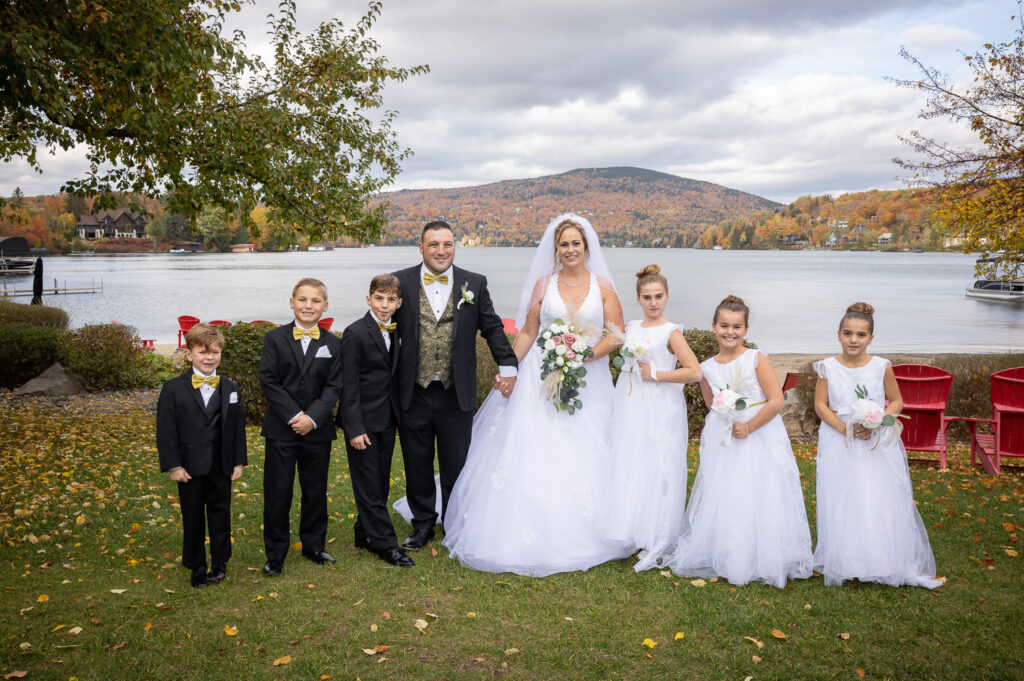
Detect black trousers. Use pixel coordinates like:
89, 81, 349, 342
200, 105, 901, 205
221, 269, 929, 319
263, 438, 331, 564
346, 425, 398, 551
177, 469, 232, 570
398, 383, 473, 529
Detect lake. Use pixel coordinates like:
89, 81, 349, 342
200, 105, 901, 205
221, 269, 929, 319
8, 248, 1022, 353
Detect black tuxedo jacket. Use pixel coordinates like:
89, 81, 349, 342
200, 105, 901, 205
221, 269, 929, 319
258, 321, 343, 442
393, 264, 517, 412
156, 372, 247, 476
337, 311, 399, 437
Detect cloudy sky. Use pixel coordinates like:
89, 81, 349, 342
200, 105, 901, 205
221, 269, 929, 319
1, 0, 1013, 203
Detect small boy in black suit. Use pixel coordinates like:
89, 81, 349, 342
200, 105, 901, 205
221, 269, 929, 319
259, 277, 343, 576
157, 323, 247, 588
338, 274, 414, 567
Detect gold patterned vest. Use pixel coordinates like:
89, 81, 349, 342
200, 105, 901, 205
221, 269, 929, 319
415, 284, 455, 389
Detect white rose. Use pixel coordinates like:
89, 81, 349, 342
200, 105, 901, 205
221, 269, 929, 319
571, 341, 586, 353
556, 356, 565, 366
544, 339, 556, 351
542, 330, 552, 340
555, 344, 567, 356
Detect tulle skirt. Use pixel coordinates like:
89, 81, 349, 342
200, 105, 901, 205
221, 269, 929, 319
603, 366, 689, 571
442, 347, 631, 576
814, 421, 941, 588
669, 409, 813, 588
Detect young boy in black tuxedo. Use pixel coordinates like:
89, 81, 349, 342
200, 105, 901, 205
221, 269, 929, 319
157, 323, 247, 588
259, 277, 343, 576
337, 274, 414, 567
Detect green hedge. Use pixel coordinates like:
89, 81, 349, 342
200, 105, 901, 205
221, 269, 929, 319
0, 323, 63, 388
0, 299, 69, 329
219, 321, 277, 425
57, 324, 163, 390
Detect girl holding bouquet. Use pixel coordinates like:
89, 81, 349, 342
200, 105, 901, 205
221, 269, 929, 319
441, 214, 633, 576
668, 295, 813, 587
604, 265, 701, 570
812, 302, 941, 588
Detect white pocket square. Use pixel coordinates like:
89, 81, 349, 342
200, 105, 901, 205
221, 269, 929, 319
315, 346, 332, 358
229, 391, 239, 404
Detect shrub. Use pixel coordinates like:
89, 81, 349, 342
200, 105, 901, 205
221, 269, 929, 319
0, 323, 62, 388
0, 299, 69, 329
57, 324, 157, 390
219, 321, 277, 425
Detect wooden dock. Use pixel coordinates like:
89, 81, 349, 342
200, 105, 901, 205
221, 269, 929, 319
1, 278, 103, 296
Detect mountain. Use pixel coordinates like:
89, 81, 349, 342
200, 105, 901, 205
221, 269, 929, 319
378, 167, 782, 247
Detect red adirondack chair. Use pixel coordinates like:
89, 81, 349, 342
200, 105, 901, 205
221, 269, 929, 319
892, 364, 955, 469
781, 371, 803, 393
501, 317, 519, 336
962, 367, 1024, 475
177, 315, 200, 347
208, 320, 232, 328
317, 317, 334, 332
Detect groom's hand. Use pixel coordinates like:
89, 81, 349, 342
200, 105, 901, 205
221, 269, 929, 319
349, 434, 372, 450
494, 375, 517, 398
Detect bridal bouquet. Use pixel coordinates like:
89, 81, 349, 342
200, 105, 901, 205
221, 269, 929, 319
537, 318, 594, 414
710, 364, 755, 446
608, 325, 654, 395
849, 384, 904, 448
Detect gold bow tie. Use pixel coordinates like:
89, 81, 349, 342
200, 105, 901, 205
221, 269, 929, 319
191, 374, 220, 390
293, 325, 321, 340
378, 321, 397, 332
423, 272, 449, 285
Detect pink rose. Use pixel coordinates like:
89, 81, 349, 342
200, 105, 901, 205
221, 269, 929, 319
563, 333, 577, 346
566, 350, 576, 361
553, 335, 564, 345
864, 409, 884, 427
712, 393, 725, 407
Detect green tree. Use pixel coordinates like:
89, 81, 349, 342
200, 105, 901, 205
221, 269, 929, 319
0, 0, 427, 244
195, 206, 234, 251
893, 8, 1024, 278
10, 187, 24, 209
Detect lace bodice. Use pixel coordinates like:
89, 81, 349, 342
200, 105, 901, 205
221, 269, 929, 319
541, 272, 604, 344
701, 349, 766, 403
813, 356, 889, 416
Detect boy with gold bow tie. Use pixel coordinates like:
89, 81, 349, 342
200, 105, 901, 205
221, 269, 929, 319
157, 323, 247, 588
258, 278, 343, 576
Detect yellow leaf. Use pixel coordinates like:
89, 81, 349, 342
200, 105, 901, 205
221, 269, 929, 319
838, 632, 851, 640
744, 636, 764, 649
36, 594, 49, 603
109, 589, 126, 594
504, 648, 520, 656
641, 638, 657, 649
252, 595, 263, 602
466, 612, 477, 618
224, 625, 238, 636
771, 629, 787, 640
76, 514, 86, 525
273, 655, 292, 666
68, 626, 83, 636
291, 542, 303, 550
1006, 548, 1019, 557
689, 579, 706, 587
1003, 522, 1015, 532
370, 624, 378, 633
856, 668, 866, 677
674, 632, 685, 641
144, 621, 152, 631
320, 676, 331, 680
708, 577, 719, 582
414, 619, 428, 633
52, 624, 66, 632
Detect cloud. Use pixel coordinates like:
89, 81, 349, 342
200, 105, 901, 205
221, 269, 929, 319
898, 23, 979, 49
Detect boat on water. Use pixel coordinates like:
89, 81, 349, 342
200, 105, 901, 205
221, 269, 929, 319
965, 254, 1024, 304
0, 254, 35, 276
0, 236, 36, 276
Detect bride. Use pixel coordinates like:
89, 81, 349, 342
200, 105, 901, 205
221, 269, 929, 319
441, 213, 632, 576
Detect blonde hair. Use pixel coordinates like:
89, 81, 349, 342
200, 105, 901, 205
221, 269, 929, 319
292, 277, 328, 299
713, 294, 749, 325
553, 219, 589, 268
840, 301, 875, 333
185, 323, 225, 351
635, 264, 668, 295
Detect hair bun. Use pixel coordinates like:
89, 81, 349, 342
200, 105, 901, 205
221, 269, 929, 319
846, 302, 874, 315
635, 264, 661, 279
721, 294, 745, 306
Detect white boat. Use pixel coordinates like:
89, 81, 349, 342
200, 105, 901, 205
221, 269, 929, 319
965, 254, 1024, 303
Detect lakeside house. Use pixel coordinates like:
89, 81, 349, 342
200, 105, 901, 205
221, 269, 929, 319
77, 209, 148, 240
230, 243, 255, 253
877, 232, 892, 246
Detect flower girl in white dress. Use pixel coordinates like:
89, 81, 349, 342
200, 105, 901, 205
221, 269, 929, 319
669, 296, 813, 587
813, 302, 941, 588
604, 265, 701, 571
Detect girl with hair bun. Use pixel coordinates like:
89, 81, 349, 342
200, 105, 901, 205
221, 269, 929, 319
604, 265, 701, 571
812, 303, 941, 588
668, 295, 813, 588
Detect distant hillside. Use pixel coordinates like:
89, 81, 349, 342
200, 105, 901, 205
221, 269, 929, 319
378, 167, 782, 247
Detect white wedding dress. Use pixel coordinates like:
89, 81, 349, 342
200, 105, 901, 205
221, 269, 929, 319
441, 272, 631, 576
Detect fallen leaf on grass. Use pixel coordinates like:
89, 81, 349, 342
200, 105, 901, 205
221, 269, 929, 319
382, 611, 391, 620
770, 629, 787, 640
414, 619, 428, 633
431, 547, 438, 557
689, 579, 706, 587
370, 624, 378, 633
113, 641, 128, 650
838, 633, 851, 640
466, 612, 477, 618
144, 622, 152, 631
1006, 549, 1018, 557
642, 638, 657, 649
375, 645, 390, 653
18, 643, 31, 651
674, 632, 685, 641
425, 613, 439, 621
67, 627, 82, 636
659, 570, 671, 578
224, 625, 238, 636
856, 669, 866, 677
752, 655, 762, 663
1003, 522, 1016, 532
109, 589, 126, 595
291, 542, 302, 550
273, 655, 292, 666
470, 656, 486, 663
504, 648, 520, 656
52, 624, 65, 632
36, 594, 49, 603
744, 637, 764, 648
4, 672, 27, 679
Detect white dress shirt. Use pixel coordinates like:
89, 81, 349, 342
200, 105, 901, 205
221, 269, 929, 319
292, 319, 318, 427
371, 312, 393, 351
192, 367, 217, 407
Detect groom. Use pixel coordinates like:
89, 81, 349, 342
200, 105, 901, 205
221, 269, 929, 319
393, 221, 518, 550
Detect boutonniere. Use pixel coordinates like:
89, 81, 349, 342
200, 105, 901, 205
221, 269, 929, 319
457, 282, 475, 310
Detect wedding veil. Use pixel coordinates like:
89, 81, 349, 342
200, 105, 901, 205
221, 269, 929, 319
514, 213, 616, 329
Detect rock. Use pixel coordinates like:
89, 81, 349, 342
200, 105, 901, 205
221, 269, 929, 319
782, 387, 818, 438
13, 362, 86, 397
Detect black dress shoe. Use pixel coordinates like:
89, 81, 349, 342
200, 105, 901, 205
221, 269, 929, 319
302, 550, 337, 565
401, 527, 435, 551
354, 533, 374, 552
379, 547, 415, 567
262, 561, 283, 576
190, 567, 209, 588
207, 564, 226, 584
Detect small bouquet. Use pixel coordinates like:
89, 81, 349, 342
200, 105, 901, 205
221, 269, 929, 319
849, 384, 904, 448
608, 325, 654, 395
710, 364, 755, 446
537, 318, 594, 414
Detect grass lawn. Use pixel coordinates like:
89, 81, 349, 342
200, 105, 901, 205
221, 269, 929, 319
1, 399, 1022, 681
